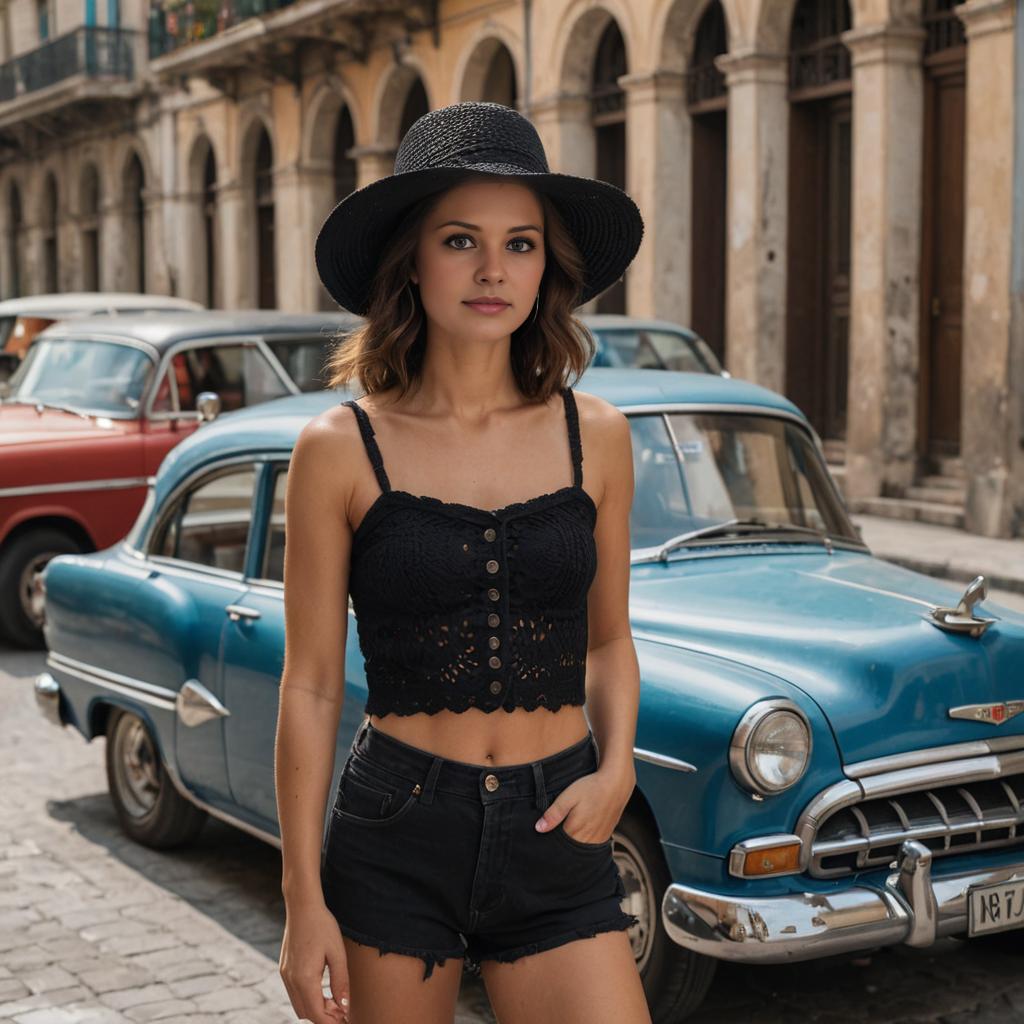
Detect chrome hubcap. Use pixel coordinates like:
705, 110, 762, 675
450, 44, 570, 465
20, 551, 58, 627
613, 831, 656, 971
113, 717, 161, 818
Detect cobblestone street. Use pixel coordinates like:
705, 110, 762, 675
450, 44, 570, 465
3, 643, 1023, 1024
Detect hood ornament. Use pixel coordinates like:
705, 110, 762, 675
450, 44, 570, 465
928, 575, 996, 638
949, 701, 1024, 726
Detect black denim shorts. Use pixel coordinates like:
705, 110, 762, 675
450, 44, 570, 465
320, 719, 638, 980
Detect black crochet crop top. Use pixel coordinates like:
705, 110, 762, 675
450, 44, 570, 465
343, 387, 598, 717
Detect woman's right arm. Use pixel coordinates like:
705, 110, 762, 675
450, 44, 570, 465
276, 410, 357, 1024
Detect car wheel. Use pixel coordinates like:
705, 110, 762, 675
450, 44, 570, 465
105, 708, 207, 849
0, 527, 82, 648
614, 810, 717, 1023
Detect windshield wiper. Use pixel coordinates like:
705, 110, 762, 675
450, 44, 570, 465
648, 517, 829, 562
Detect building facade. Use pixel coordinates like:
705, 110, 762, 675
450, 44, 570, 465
0, 0, 1020, 537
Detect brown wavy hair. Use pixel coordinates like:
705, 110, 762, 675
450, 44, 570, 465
324, 175, 595, 403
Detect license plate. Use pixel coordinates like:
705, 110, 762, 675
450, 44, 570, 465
968, 879, 1024, 937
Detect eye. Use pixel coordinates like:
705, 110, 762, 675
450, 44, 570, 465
444, 234, 474, 250
508, 237, 536, 253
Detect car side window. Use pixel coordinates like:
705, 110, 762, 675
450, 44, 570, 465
151, 465, 257, 573
150, 367, 177, 413
260, 467, 287, 583
170, 344, 289, 412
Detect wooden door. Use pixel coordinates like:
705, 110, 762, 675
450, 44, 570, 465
919, 63, 965, 457
785, 94, 851, 441
690, 110, 727, 363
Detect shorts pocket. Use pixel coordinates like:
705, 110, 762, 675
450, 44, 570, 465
554, 819, 612, 852
332, 757, 419, 828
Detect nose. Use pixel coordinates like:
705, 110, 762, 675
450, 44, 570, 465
474, 242, 507, 285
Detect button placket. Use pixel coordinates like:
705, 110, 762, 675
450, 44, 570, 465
483, 515, 507, 700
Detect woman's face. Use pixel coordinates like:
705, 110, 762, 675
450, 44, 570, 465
411, 179, 546, 341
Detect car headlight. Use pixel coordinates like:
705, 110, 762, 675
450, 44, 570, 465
730, 699, 812, 796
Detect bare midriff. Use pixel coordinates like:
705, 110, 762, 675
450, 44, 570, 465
368, 704, 591, 766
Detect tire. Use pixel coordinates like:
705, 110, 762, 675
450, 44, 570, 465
105, 708, 208, 849
0, 527, 82, 649
614, 809, 717, 1022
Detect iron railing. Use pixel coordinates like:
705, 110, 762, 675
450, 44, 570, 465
0, 26, 138, 103
148, 0, 296, 58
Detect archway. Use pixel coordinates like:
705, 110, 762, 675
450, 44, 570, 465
7, 182, 23, 297
41, 174, 58, 293
252, 127, 276, 309
123, 153, 146, 292
80, 164, 101, 292
461, 37, 518, 106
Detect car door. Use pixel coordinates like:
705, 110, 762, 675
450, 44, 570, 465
220, 460, 368, 828
141, 459, 260, 809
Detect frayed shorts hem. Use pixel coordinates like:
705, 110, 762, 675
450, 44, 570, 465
336, 921, 465, 981
466, 911, 639, 971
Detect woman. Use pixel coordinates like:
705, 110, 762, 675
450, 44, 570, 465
276, 101, 649, 1024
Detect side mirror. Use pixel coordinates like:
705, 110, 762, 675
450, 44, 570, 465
196, 391, 221, 423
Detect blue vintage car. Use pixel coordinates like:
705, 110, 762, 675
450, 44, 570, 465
35, 368, 1024, 1020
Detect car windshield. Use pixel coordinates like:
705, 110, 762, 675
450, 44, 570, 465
5, 337, 155, 416
628, 410, 860, 556
267, 335, 339, 392
591, 329, 718, 373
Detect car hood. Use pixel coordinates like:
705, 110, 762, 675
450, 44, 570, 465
0, 402, 133, 446
629, 547, 1024, 764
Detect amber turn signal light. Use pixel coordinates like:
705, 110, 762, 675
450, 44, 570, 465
741, 842, 802, 877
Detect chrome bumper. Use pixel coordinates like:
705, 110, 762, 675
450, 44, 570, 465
662, 840, 1024, 963
34, 672, 64, 728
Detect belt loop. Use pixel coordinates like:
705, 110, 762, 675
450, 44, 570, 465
419, 756, 443, 805
355, 717, 370, 749
532, 762, 548, 812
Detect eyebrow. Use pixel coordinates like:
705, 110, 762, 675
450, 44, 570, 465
435, 220, 542, 233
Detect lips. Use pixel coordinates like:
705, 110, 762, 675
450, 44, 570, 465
463, 300, 510, 314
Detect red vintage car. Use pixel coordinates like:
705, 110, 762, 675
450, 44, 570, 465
0, 309, 357, 647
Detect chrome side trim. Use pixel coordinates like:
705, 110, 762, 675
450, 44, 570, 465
0, 476, 150, 499
662, 839, 1024, 963
177, 679, 231, 727
34, 672, 63, 727
632, 748, 697, 773
160, 760, 281, 850
47, 652, 177, 709
845, 736, 1024, 779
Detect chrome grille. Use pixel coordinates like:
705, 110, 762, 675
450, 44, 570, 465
810, 772, 1024, 878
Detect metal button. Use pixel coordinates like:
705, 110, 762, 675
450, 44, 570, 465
484, 528, 497, 542
487, 588, 500, 602
488, 636, 500, 650
489, 680, 502, 694
488, 613, 500, 627
486, 559, 499, 574
484, 774, 500, 792
489, 655, 502, 669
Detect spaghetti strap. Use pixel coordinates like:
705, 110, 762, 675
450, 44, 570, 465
560, 387, 584, 489
343, 399, 392, 493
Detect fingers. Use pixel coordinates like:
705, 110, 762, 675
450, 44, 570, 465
325, 947, 351, 1022
535, 798, 569, 832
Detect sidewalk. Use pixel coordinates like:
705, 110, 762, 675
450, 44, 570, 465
852, 513, 1024, 595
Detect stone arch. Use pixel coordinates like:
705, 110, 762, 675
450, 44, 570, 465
239, 108, 275, 181
303, 78, 362, 165
375, 61, 432, 145
457, 33, 522, 106
40, 172, 59, 293
552, 2, 635, 96
655, 0, 738, 69
5, 177, 24, 297
79, 163, 102, 291
122, 150, 147, 292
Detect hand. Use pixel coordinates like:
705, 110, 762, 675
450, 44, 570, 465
534, 764, 635, 845
279, 899, 350, 1024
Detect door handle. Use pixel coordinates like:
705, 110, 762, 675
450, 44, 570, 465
226, 604, 261, 622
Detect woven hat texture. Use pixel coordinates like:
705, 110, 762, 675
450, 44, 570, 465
314, 101, 644, 315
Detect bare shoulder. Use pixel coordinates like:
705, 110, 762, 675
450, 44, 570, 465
289, 399, 366, 512
570, 388, 632, 505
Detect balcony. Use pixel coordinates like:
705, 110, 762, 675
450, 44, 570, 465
0, 26, 143, 132
148, 0, 436, 84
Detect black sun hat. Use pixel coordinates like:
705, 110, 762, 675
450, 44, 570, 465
314, 101, 644, 316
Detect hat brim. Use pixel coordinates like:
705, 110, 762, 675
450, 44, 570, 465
314, 164, 644, 316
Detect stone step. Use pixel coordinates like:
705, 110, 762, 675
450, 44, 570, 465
929, 454, 965, 479
905, 484, 966, 508
847, 495, 965, 530
919, 474, 967, 492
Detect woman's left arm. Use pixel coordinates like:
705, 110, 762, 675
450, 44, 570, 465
535, 398, 638, 841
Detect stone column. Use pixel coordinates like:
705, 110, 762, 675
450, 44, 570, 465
272, 161, 335, 311
716, 49, 789, 391
97, 197, 122, 292
216, 180, 251, 309
529, 92, 593, 178
841, 23, 926, 501
955, 0, 1018, 536
619, 69, 690, 324
349, 144, 396, 189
